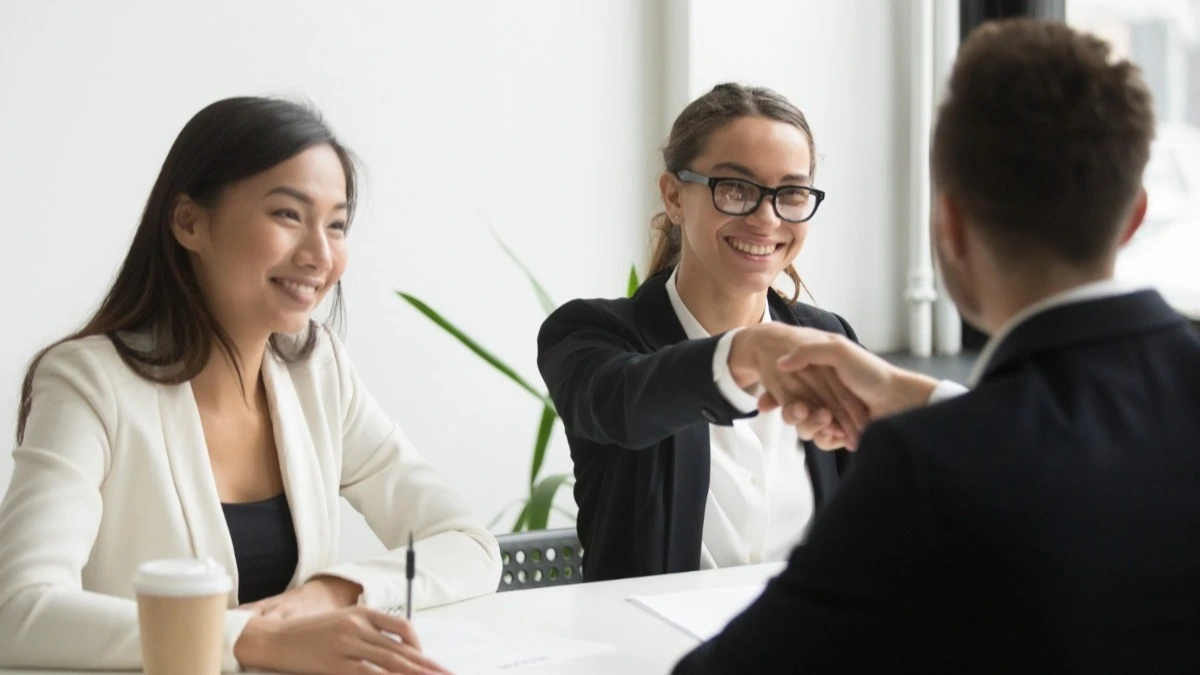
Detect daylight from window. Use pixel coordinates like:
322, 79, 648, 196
1070, 0, 1200, 317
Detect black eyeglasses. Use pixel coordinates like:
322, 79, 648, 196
675, 169, 825, 223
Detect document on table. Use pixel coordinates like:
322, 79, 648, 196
414, 616, 613, 674
627, 584, 766, 641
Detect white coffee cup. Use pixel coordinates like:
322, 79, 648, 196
134, 558, 231, 675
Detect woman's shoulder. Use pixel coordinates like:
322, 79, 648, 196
547, 295, 637, 324
542, 271, 673, 336
539, 295, 642, 347
30, 336, 153, 419
43, 334, 117, 357
39, 335, 137, 382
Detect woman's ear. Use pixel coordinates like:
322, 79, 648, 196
658, 171, 684, 222
170, 195, 207, 253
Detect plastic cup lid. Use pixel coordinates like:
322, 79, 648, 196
133, 558, 232, 597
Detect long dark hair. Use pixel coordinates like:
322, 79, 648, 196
17, 97, 357, 443
649, 83, 816, 302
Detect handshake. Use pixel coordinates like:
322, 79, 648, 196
726, 324, 942, 450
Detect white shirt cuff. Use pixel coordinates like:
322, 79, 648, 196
713, 329, 759, 414
928, 379, 969, 404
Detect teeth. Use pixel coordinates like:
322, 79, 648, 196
728, 239, 777, 256
277, 279, 318, 295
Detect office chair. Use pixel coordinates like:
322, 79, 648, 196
494, 528, 584, 592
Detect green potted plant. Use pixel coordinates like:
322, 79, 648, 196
398, 235, 639, 532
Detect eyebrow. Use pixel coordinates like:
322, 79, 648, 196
265, 186, 348, 211
710, 161, 809, 185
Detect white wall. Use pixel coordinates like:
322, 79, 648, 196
0, 0, 915, 560
0, 0, 662, 560
679, 0, 913, 350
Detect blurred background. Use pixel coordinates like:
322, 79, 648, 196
1, 0, 1193, 560
1068, 0, 1200, 318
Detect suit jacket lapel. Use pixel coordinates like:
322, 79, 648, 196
261, 352, 331, 586
156, 382, 239, 595
156, 352, 335, 599
633, 269, 691, 351
768, 292, 842, 507
632, 270, 710, 569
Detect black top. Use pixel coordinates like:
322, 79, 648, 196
537, 268, 857, 582
222, 492, 299, 603
673, 291, 1200, 674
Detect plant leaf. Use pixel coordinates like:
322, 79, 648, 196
491, 229, 557, 316
511, 502, 530, 532
397, 292, 554, 408
627, 264, 640, 298
529, 404, 557, 487
526, 473, 574, 531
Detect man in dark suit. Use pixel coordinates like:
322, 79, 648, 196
673, 18, 1200, 674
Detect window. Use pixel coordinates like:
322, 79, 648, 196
1069, 0, 1200, 318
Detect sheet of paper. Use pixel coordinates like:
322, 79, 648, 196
414, 616, 612, 674
627, 584, 766, 641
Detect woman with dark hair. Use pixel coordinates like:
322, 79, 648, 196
538, 83, 870, 582
0, 97, 498, 674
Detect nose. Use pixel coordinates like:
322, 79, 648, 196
295, 225, 333, 272
743, 193, 783, 230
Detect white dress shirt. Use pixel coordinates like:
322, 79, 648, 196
665, 269, 815, 569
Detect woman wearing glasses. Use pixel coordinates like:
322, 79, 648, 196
538, 83, 863, 581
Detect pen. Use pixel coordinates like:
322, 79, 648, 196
406, 531, 414, 621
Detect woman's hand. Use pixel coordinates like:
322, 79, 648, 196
234, 607, 451, 675
241, 576, 363, 619
728, 324, 871, 447
770, 331, 940, 449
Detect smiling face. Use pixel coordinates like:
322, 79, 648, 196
661, 115, 814, 297
172, 144, 350, 345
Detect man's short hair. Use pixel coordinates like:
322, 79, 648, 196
931, 19, 1155, 264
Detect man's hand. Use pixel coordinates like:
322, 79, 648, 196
728, 325, 871, 448
767, 332, 940, 449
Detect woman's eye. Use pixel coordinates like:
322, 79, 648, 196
273, 208, 302, 221
329, 221, 348, 233
779, 190, 809, 206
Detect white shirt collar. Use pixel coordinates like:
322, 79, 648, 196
665, 267, 770, 340
662, 267, 812, 569
969, 278, 1149, 386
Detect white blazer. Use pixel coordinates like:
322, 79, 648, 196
0, 330, 501, 671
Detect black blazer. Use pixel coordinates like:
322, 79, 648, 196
673, 290, 1200, 674
537, 268, 858, 581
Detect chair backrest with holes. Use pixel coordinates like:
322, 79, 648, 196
494, 527, 584, 591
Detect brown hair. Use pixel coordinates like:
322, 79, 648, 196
17, 97, 357, 444
931, 19, 1155, 264
648, 83, 816, 302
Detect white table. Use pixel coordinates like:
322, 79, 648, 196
421, 562, 783, 674
0, 563, 784, 675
